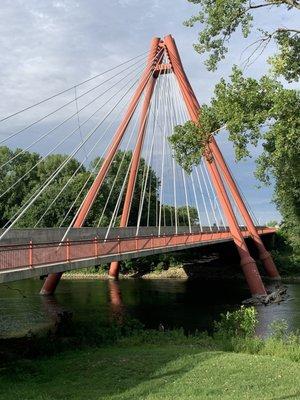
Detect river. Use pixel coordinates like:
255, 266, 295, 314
1, 277, 300, 339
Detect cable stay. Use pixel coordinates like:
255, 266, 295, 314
0, 38, 260, 245
0, 51, 149, 123
0, 63, 149, 240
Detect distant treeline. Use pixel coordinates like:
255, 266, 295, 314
0, 146, 197, 229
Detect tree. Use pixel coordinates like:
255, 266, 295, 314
19, 171, 91, 228
0, 148, 162, 229
169, 1, 300, 256
88, 150, 160, 227
161, 204, 199, 227
0, 147, 40, 226
267, 220, 279, 227
185, 0, 300, 81
0, 146, 222, 231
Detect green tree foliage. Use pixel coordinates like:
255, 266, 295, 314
0, 146, 193, 230
214, 306, 258, 338
0, 147, 40, 226
185, 0, 300, 81
169, 1, 300, 262
88, 150, 160, 227
269, 30, 300, 81
266, 220, 279, 227
169, 106, 219, 173
169, 68, 300, 252
161, 204, 199, 227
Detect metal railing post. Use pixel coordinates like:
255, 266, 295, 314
66, 239, 70, 262
94, 237, 98, 258
29, 240, 33, 268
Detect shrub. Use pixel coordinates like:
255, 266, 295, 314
214, 306, 258, 339
269, 319, 289, 340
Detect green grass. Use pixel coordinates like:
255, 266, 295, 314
1, 342, 300, 400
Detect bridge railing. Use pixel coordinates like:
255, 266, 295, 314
0, 228, 275, 272
0, 225, 268, 245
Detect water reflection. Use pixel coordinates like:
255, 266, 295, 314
108, 280, 125, 324
256, 282, 300, 336
41, 295, 73, 334
0, 278, 299, 339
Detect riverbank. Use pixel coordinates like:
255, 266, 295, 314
62, 266, 188, 280
1, 330, 300, 400
62, 265, 300, 281
1, 302, 300, 399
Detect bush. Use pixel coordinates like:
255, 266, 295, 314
214, 306, 258, 339
269, 319, 289, 340
230, 336, 264, 354
271, 230, 300, 275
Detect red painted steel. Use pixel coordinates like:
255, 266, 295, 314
163, 35, 278, 280
209, 139, 280, 278
163, 34, 267, 295
74, 37, 161, 228
39, 271, 63, 296
40, 37, 161, 295
36, 35, 277, 296
29, 240, 33, 268
109, 73, 157, 279
66, 239, 70, 262
0, 228, 275, 273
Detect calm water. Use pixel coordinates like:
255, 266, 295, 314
1, 278, 300, 338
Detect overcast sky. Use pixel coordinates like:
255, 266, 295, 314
1, 0, 297, 223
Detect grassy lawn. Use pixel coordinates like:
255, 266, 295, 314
1, 343, 300, 400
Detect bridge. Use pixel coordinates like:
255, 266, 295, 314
0, 226, 275, 285
0, 35, 279, 296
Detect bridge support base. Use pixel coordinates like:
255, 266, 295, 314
108, 261, 120, 280
240, 256, 267, 296
40, 273, 62, 296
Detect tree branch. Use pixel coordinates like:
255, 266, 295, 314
281, 0, 300, 10
248, 0, 300, 10
241, 27, 299, 69
277, 28, 300, 33
248, 2, 281, 9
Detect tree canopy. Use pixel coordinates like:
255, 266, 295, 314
0, 146, 196, 230
169, 0, 300, 255
185, 0, 300, 81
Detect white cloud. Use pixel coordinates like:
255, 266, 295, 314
0, 0, 292, 220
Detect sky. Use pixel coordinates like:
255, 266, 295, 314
1, 0, 297, 223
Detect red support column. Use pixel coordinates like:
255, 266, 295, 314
73, 38, 162, 228
164, 34, 266, 295
109, 75, 157, 279
40, 37, 161, 295
40, 272, 63, 296
207, 157, 266, 295
209, 138, 280, 279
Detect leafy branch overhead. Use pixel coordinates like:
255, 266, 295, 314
168, 108, 217, 173
185, 0, 300, 81
169, 67, 300, 250
169, 0, 300, 256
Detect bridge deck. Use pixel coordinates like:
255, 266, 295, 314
0, 227, 275, 284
